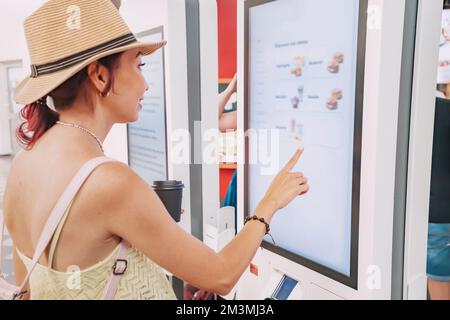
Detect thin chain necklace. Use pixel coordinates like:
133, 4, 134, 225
56, 121, 104, 153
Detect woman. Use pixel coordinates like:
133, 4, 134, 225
1, 0, 309, 300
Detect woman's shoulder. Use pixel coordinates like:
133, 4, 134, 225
82, 159, 149, 207
8, 150, 148, 214
4, 149, 29, 196
9, 149, 27, 172
8, 151, 140, 206
88, 159, 137, 188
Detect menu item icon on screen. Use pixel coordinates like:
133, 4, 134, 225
327, 97, 338, 110
291, 67, 303, 77
327, 52, 345, 74
291, 96, 300, 109
327, 61, 340, 74
293, 55, 306, 67
332, 88, 343, 100
298, 85, 304, 102
290, 118, 304, 141
291, 55, 306, 77
334, 52, 344, 64
326, 89, 343, 110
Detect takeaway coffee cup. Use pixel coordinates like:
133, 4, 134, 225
152, 180, 185, 222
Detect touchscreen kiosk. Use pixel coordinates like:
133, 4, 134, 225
244, 0, 366, 289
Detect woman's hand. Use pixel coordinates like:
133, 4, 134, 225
261, 148, 309, 211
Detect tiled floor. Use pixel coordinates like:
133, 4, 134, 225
0, 155, 15, 284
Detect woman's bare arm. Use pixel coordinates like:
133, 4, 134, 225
93, 149, 307, 295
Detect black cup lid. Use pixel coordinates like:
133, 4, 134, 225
152, 180, 184, 189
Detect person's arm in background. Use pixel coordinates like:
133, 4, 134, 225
445, 83, 450, 98
219, 112, 237, 133
219, 74, 237, 132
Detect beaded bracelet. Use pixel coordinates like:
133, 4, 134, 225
244, 215, 276, 246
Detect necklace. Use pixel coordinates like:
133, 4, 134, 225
56, 121, 104, 153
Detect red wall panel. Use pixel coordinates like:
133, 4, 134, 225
217, 0, 237, 80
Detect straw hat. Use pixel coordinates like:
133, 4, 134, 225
13, 0, 166, 105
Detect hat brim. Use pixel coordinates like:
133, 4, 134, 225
13, 40, 166, 105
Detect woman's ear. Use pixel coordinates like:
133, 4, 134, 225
86, 61, 111, 95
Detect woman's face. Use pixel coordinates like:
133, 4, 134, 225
102, 48, 148, 123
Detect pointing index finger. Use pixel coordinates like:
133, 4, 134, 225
283, 148, 304, 172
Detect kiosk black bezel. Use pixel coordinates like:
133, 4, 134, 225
243, 0, 367, 289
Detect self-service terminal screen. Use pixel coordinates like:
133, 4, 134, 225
245, 0, 366, 288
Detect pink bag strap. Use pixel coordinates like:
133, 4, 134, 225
102, 240, 129, 300
0, 156, 129, 300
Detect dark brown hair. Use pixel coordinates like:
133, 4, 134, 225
16, 53, 123, 150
